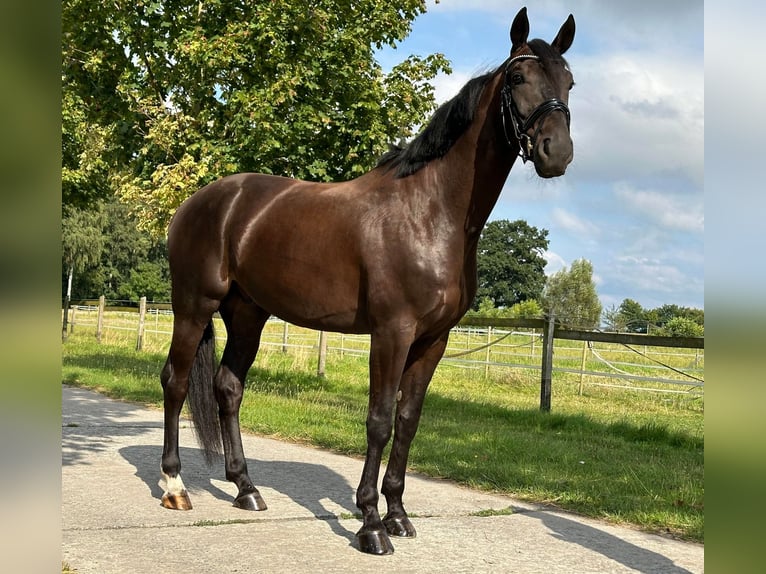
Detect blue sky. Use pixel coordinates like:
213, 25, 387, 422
377, 1, 704, 312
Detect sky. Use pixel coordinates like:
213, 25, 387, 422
376, 1, 704, 312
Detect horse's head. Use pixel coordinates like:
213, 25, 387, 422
501, 7, 576, 178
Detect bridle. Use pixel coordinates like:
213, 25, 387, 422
501, 54, 571, 163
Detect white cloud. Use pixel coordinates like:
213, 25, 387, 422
570, 53, 703, 189
551, 207, 599, 236
612, 257, 699, 296
543, 250, 567, 275
615, 184, 703, 233
430, 69, 472, 104
592, 271, 604, 287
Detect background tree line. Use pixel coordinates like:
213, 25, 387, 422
602, 299, 704, 337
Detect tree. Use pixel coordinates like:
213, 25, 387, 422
509, 299, 543, 319
542, 258, 602, 329
654, 304, 704, 329
61, 197, 172, 301
618, 298, 647, 333
602, 303, 628, 332
658, 316, 703, 338
62, 0, 450, 235
62, 204, 107, 303
475, 219, 549, 309
97, 199, 169, 300
117, 261, 171, 302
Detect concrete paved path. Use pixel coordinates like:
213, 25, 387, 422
62, 385, 703, 573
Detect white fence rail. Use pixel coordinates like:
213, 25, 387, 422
62, 298, 704, 408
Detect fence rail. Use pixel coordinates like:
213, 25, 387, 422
62, 297, 704, 411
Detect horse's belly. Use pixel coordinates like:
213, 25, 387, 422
232, 249, 369, 334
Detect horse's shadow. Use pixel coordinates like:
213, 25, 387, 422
119, 445, 359, 544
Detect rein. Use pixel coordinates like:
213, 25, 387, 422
501, 54, 571, 163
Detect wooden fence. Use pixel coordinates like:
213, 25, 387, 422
62, 297, 704, 411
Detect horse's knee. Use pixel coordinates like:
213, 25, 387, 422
366, 413, 393, 446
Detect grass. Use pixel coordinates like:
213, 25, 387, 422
62, 327, 703, 542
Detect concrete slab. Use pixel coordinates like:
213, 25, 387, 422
62, 386, 703, 573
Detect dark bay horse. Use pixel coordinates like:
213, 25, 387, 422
159, 7, 576, 555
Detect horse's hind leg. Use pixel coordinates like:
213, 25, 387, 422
381, 333, 449, 538
160, 315, 214, 510
215, 292, 270, 511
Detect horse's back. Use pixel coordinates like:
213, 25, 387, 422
167, 172, 372, 330
171, 172, 289, 228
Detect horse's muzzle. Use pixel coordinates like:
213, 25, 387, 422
534, 133, 573, 178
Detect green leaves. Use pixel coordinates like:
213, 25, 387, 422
63, 0, 448, 236
476, 220, 550, 309
542, 258, 602, 329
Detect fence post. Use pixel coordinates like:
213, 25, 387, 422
69, 305, 77, 334
578, 340, 588, 395
540, 313, 555, 412
136, 297, 147, 351
61, 297, 70, 341
96, 296, 105, 343
484, 326, 492, 378
317, 331, 327, 377
282, 321, 289, 353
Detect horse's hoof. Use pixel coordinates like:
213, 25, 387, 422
161, 490, 193, 510
356, 529, 395, 555
233, 489, 268, 511
383, 515, 417, 538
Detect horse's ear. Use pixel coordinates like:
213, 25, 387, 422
510, 7, 530, 53
551, 14, 575, 55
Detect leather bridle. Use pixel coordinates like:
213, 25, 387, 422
501, 54, 571, 163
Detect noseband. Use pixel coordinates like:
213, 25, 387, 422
501, 54, 571, 163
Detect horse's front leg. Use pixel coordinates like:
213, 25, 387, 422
355, 328, 415, 555
381, 333, 449, 538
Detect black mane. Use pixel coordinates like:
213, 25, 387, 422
376, 68, 497, 178
377, 38, 568, 178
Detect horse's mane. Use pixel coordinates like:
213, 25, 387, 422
376, 69, 498, 178
377, 39, 567, 178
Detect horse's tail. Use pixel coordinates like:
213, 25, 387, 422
186, 320, 222, 465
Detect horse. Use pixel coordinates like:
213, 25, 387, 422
159, 6, 576, 555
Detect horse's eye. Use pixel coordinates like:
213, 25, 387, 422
511, 73, 524, 86
569, 81, 576, 91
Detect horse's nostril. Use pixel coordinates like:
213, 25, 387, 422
543, 138, 552, 157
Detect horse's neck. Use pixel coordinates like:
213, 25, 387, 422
439, 74, 518, 240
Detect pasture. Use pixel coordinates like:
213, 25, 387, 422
62, 312, 703, 542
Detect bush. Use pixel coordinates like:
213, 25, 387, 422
658, 316, 704, 337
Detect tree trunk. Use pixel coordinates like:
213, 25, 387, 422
62, 265, 73, 341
